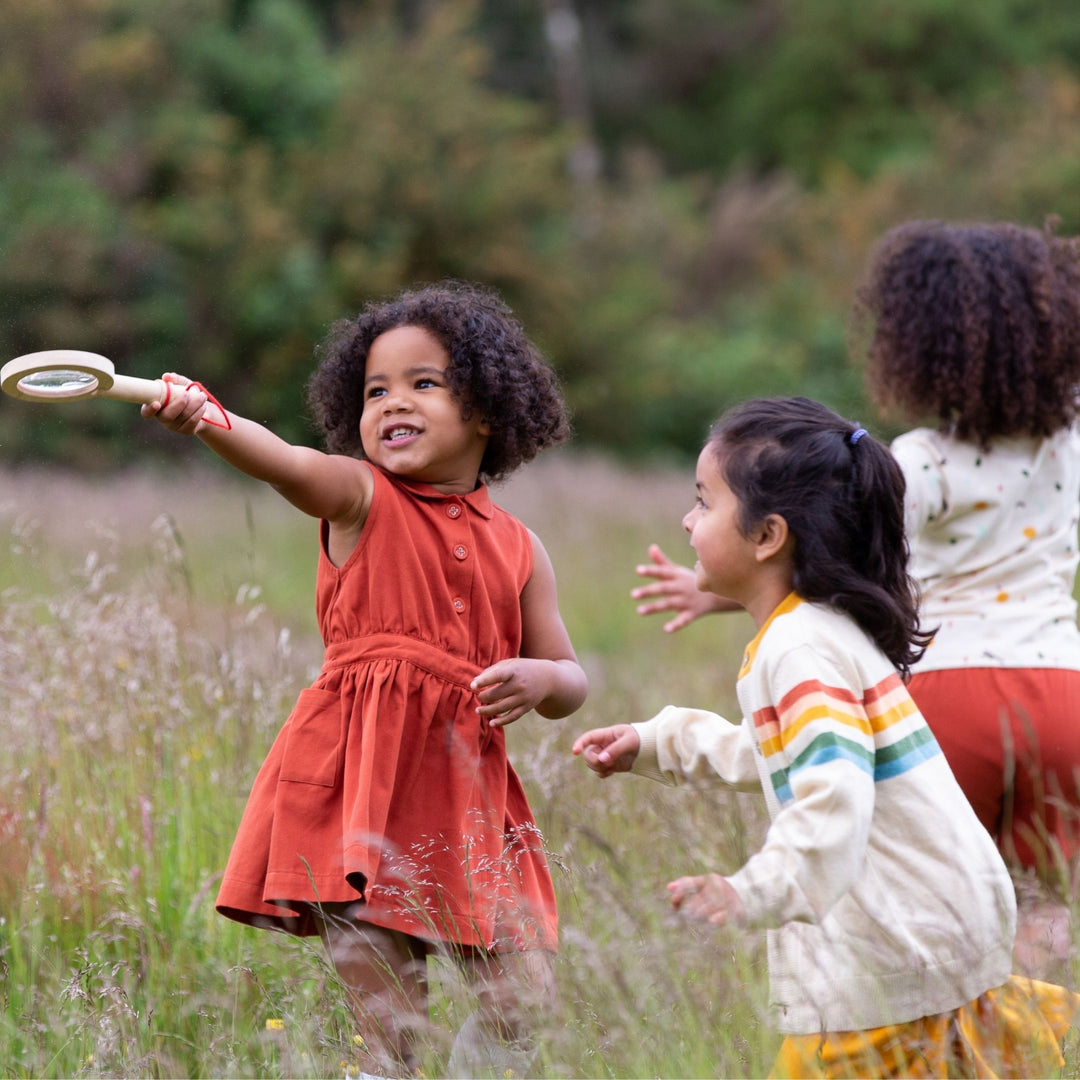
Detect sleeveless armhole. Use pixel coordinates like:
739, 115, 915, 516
319, 461, 380, 575
506, 513, 536, 596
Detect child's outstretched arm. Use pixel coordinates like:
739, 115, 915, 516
632, 543, 740, 631
471, 531, 587, 727
142, 375, 373, 525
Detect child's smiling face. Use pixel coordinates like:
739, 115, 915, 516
359, 325, 489, 494
681, 445, 761, 607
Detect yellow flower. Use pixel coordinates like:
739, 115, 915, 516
265, 1018, 285, 1031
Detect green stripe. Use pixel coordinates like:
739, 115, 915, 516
874, 725, 937, 765
768, 731, 874, 794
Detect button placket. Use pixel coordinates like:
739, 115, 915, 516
445, 498, 470, 616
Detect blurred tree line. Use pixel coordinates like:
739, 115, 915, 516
1, 0, 1078, 467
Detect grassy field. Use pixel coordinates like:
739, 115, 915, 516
0, 452, 1075, 1079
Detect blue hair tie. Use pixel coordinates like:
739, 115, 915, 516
849, 427, 868, 446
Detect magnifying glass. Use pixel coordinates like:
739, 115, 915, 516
1, 350, 229, 426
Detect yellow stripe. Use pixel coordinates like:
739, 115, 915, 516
760, 693, 920, 758
760, 703, 870, 756
865, 694, 920, 734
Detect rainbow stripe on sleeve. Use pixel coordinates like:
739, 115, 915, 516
752, 673, 941, 805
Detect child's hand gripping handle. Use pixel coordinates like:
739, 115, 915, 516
141, 374, 231, 430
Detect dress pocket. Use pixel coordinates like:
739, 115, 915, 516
278, 688, 344, 787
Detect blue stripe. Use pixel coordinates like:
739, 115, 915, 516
873, 737, 941, 780
790, 741, 875, 780
770, 727, 942, 805
773, 741, 873, 805
772, 734, 874, 796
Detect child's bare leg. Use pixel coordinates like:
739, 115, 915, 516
1014, 900, 1071, 980
315, 902, 429, 1074
1013, 886, 1072, 982
449, 948, 555, 1077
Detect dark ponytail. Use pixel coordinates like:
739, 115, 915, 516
709, 397, 932, 677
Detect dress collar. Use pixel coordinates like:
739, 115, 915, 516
379, 468, 494, 519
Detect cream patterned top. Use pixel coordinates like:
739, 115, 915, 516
892, 425, 1080, 672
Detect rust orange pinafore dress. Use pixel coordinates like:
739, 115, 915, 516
215, 464, 559, 952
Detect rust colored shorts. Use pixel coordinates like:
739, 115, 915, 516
908, 667, 1080, 872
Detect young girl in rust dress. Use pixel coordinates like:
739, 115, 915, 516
144, 281, 587, 1077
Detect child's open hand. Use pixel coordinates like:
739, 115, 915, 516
632, 543, 736, 631
571, 724, 640, 777
140, 373, 208, 435
668, 874, 745, 927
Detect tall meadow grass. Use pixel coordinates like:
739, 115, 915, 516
1, 453, 1076, 1078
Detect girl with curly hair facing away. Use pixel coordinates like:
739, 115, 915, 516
576, 397, 1076, 1079
856, 220, 1080, 981
143, 280, 587, 1077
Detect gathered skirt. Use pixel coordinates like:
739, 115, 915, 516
215, 633, 559, 952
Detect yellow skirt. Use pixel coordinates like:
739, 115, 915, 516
770, 976, 1079, 1079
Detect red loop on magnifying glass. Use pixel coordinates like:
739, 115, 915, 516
162, 374, 232, 430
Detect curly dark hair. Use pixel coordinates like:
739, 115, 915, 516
853, 220, 1080, 447
709, 397, 931, 677
306, 281, 570, 483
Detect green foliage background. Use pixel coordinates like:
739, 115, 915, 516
2, 0, 1080, 464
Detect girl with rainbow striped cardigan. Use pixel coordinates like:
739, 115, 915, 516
574, 397, 1076, 1078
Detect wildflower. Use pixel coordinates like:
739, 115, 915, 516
265, 1018, 285, 1031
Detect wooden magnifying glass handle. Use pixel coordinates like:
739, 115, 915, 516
98, 374, 167, 405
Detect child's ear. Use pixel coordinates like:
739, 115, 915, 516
465, 404, 491, 437
754, 514, 790, 563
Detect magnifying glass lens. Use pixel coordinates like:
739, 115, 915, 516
17, 370, 100, 397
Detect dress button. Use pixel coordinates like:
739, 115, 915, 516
446, 504, 462, 518
453, 598, 466, 613
453, 544, 468, 560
